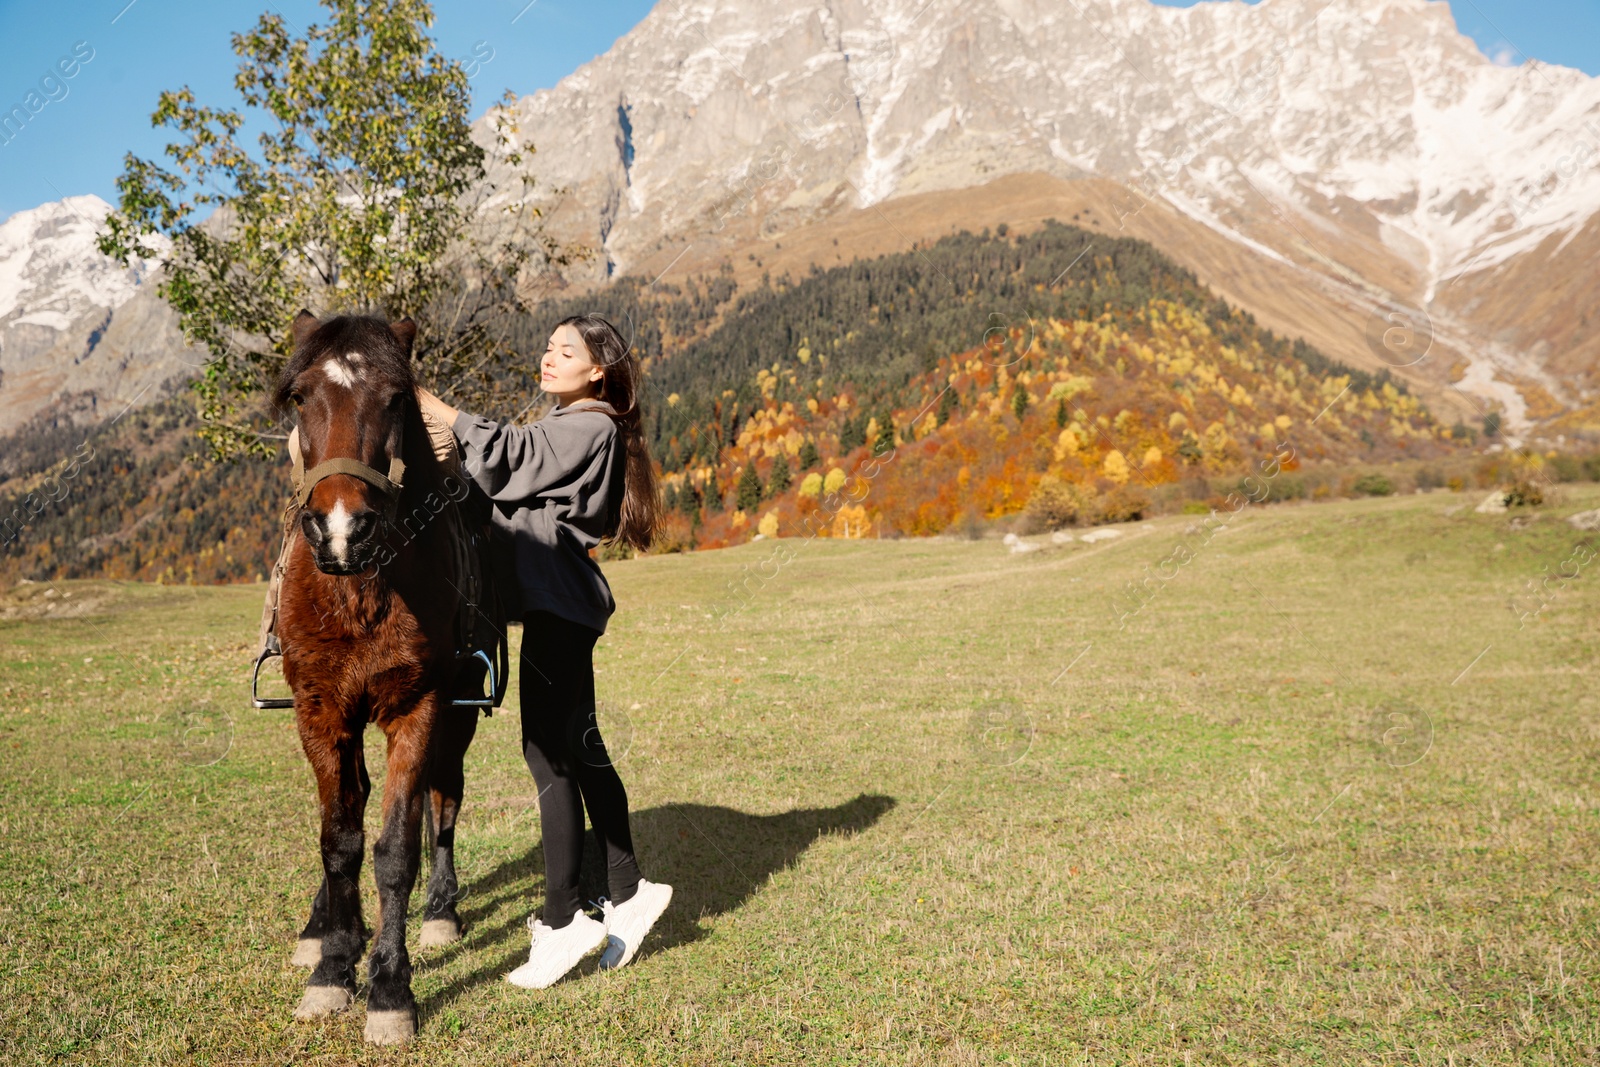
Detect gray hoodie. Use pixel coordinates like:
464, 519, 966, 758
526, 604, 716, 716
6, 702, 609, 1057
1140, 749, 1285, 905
451, 401, 624, 634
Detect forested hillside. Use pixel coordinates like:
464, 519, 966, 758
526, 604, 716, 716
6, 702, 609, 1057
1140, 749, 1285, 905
601, 223, 1464, 549
0, 398, 284, 587
0, 222, 1467, 584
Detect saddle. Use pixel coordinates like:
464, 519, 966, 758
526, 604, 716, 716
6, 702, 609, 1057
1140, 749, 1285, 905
252, 409, 510, 713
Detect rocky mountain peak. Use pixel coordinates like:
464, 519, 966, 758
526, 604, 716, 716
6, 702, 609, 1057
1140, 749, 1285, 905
478, 0, 1600, 431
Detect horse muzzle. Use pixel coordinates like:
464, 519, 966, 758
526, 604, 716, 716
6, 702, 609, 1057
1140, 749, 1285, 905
300, 503, 383, 574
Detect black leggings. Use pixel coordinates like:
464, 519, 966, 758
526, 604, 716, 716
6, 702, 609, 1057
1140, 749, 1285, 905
519, 610, 642, 929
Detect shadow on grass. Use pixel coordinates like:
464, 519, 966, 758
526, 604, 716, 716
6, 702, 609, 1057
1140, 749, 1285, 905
417, 791, 894, 1020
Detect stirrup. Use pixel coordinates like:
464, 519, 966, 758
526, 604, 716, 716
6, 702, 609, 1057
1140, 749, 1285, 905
450, 648, 499, 710
252, 636, 294, 710
451, 620, 509, 713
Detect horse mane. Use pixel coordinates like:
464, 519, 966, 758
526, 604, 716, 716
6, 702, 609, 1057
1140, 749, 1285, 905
272, 315, 417, 416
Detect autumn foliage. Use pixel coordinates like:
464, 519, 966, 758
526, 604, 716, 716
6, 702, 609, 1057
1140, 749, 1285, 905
2, 223, 1469, 583
660, 295, 1452, 548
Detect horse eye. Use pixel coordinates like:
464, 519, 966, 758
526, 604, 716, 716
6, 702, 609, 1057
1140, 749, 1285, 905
290, 392, 304, 407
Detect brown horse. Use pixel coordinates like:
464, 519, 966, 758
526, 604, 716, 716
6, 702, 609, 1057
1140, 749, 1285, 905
272, 310, 494, 1044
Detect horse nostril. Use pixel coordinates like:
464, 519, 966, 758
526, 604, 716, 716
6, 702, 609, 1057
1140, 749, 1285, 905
347, 510, 380, 544
299, 511, 326, 547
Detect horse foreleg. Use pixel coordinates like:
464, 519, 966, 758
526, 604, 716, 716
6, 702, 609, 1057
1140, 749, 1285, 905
293, 717, 369, 1020
363, 703, 433, 1046
292, 742, 373, 967
420, 708, 478, 949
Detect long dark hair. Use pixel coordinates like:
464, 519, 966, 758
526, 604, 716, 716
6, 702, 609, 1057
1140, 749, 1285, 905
557, 314, 662, 551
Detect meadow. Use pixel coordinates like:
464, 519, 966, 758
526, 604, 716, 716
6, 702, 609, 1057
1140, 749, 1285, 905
1, 487, 1597, 1065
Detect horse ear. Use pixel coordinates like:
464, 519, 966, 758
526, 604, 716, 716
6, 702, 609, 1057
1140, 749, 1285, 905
291, 309, 319, 347
391, 317, 417, 355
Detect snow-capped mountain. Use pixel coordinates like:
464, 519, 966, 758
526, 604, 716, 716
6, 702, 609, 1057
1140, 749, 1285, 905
6, 0, 1597, 439
0, 197, 148, 331
0, 195, 195, 435
482, 0, 1600, 432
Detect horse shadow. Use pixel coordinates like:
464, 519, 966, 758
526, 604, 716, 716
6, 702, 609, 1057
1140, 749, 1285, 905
416, 791, 895, 1018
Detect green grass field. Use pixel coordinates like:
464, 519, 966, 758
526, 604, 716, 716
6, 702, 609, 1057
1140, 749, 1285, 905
2, 488, 1598, 1065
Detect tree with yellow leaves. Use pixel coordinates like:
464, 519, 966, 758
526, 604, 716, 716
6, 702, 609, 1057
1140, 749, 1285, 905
831, 504, 871, 538
1103, 450, 1130, 485
1054, 427, 1081, 462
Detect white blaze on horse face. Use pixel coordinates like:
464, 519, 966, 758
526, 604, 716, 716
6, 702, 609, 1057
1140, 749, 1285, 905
324, 359, 357, 389
326, 499, 354, 563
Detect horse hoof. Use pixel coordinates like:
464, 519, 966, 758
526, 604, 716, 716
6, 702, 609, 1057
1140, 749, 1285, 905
418, 918, 461, 949
364, 1009, 416, 1045
293, 984, 353, 1020
290, 938, 322, 967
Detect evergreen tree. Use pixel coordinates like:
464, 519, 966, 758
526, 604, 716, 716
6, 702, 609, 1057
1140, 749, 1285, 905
736, 464, 763, 511
798, 438, 820, 470
839, 414, 866, 453
705, 469, 724, 513
873, 412, 895, 454
937, 387, 958, 425
677, 481, 701, 517
767, 454, 792, 497
1011, 387, 1029, 421
1055, 397, 1068, 428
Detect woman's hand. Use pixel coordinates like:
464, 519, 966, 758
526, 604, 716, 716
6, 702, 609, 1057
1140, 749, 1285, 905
415, 385, 460, 426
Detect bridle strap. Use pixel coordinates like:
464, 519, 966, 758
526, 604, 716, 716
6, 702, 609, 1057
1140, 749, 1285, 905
292, 416, 407, 515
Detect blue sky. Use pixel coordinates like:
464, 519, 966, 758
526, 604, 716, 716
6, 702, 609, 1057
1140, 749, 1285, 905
1151, 0, 1600, 74
0, 0, 657, 219
0, 0, 1594, 221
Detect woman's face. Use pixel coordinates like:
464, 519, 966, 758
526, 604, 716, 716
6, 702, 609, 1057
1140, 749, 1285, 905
541, 324, 603, 404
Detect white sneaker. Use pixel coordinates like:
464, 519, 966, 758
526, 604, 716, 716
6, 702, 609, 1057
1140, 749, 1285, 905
598, 878, 673, 971
506, 911, 608, 989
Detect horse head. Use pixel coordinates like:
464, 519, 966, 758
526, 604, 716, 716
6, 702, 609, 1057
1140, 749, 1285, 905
275, 309, 419, 575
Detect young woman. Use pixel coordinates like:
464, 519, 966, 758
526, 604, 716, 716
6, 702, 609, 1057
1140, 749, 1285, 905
415, 315, 671, 989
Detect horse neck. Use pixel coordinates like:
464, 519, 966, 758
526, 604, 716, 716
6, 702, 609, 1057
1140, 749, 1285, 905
389, 406, 457, 556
